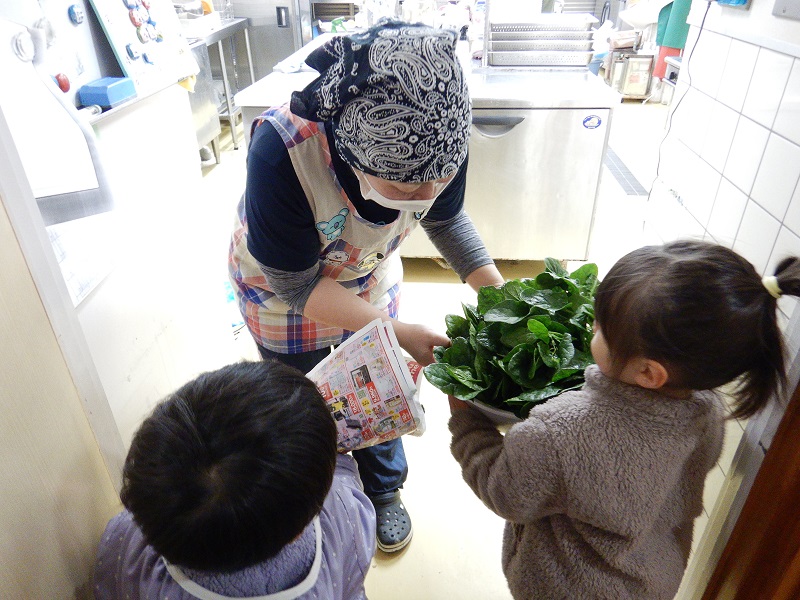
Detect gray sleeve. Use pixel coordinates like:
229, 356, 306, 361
420, 211, 495, 281
449, 408, 562, 522
258, 263, 322, 314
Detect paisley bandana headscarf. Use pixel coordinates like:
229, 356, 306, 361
290, 18, 471, 183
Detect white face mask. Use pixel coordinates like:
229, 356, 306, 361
353, 169, 449, 213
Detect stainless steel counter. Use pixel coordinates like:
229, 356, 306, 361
235, 62, 619, 131
468, 67, 620, 109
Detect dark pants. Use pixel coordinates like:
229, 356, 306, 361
258, 344, 408, 497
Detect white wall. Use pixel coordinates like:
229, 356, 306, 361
643, 1, 800, 596
698, 0, 800, 53
0, 117, 120, 598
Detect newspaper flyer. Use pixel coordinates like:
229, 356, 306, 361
307, 319, 426, 452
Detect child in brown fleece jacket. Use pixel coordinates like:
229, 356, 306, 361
448, 240, 798, 599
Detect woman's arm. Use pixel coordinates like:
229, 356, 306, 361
421, 157, 503, 289
303, 277, 448, 365
465, 263, 504, 292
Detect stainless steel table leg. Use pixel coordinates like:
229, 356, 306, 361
217, 39, 239, 150
210, 137, 221, 164
243, 27, 255, 86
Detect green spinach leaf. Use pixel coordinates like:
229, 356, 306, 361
423, 259, 600, 419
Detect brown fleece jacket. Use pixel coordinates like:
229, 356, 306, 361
449, 365, 725, 600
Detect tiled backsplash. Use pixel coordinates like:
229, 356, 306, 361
645, 25, 800, 325
655, 19, 800, 597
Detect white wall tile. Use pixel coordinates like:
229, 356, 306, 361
741, 48, 794, 130
717, 39, 759, 112
722, 116, 770, 195
671, 88, 712, 155
682, 27, 700, 76
717, 419, 746, 476
750, 134, 800, 221
686, 30, 729, 99
773, 59, 800, 147
668, 81, 691, 118
700, 101, 739, 172
649, 30, 799, 334
645, 188, 705, 243
767, 226, 800, 274
733, 201, 781, 273
768, 227, 800, 322
641, 218, 667, 246
659, 137, 693, 198
682, 154, 720, 228
707, 177, 747, 247
778, 297, 798, 328
750, 134, 800, 220
782, 181, 800, 237
765, 227, 800, 275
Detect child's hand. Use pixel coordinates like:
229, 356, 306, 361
448, 395, 471, 412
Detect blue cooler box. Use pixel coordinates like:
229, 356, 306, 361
78, 77, 136, 109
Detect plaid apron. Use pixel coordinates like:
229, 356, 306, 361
229, 104, 424, 354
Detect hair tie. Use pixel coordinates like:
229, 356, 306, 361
762, 275, 782, 299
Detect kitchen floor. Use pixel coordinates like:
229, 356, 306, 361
199, 97, 745, 599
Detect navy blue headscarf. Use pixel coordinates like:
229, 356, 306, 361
290, 19, 471, 183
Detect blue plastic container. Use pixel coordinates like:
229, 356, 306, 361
588, 52, 607, 76
78, 77, 136, 109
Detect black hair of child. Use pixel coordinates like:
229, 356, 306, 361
120, 360, 337, 573
594, 239, 800, 419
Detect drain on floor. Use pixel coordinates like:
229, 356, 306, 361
604, 147, 649, 196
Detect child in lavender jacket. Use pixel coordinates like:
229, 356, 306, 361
448, 240, 796, 599
94, 360, 375, 600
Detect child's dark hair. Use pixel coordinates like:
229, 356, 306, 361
594, 240, 800, 419
120, 360, 337, 572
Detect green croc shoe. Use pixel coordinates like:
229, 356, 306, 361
371, 491, 413, 553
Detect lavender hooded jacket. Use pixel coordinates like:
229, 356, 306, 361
94, 455, 375, 600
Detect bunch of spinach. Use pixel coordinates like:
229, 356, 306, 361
423, 259, 599, 419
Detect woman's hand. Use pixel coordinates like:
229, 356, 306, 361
303, 279, 450, 365
392, 321, 449, 366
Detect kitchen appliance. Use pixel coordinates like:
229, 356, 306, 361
483, 13, 598, 67
592, 0, 629, 28
231, 0, 313, 81
231, 0, 359, 81
86, 0, 198, 95
0, 16, 113, 232
1, 0, 241, 484
401, 68, 618, 261
606, 51, 653, 99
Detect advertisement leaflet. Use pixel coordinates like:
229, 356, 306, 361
307, 319, 425, 452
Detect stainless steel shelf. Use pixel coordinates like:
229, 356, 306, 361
196, 18, 255, 150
